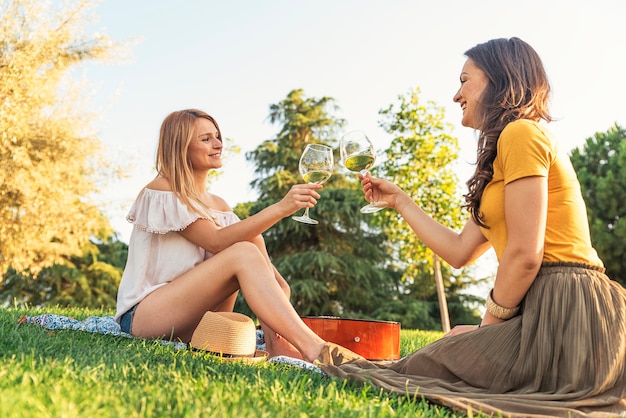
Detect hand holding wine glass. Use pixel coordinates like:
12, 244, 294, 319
292, 143, 333, 224
340, 130, 387, 213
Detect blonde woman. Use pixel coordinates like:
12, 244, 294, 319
115, 109, 325, 362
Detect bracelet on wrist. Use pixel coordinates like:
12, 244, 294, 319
486, 289, 520, 320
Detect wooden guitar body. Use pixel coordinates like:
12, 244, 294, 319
302, 316, 401, 360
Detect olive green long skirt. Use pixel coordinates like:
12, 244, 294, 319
315, 263, 626, 417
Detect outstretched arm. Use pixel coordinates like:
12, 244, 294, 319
360, 172, 491, 268
180, 183, 323, 254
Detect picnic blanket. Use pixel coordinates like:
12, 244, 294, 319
18, 313, 323, 373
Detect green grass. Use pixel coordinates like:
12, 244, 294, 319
1, 306, 473, 417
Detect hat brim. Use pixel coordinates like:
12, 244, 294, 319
193, 348, 268, 363
224, 349, 268, 363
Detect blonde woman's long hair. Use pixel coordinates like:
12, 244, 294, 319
155, 109, 223, 222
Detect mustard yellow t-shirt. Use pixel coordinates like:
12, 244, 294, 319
480, 119, 603, 267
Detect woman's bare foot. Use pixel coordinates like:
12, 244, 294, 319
301, 341, 326, 363
264, 331, 304, 359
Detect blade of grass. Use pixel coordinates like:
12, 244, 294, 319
1, 306, 478, 418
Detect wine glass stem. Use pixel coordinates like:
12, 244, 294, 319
361, 169, 374, 203
303, 207, 310, 218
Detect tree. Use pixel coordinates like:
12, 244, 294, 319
569, 123, 626, 287
0, 0, 121, 277
247, 88, 346, 198
239, 89, 402, 318
376, 87, 484, 328
1, 235, 127, 308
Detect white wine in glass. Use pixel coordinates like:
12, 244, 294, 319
292, 143, 333, 224
340, 130, 387, 213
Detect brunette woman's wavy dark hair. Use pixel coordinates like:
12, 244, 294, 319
463, 37, 552, 228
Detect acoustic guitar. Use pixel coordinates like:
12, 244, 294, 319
302, 316, 401, 360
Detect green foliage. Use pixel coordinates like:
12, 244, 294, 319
3, 306, 474, 417
569, 123, 626, 286
232, 200, 255, 220
377, 87, 465, 275
247, 88, 347, 198
242, 190, 399, 318
0, 0, 123, 277
236, 88, 486, 329
1, 236, 127, 308
374, 87, 484, 326
240, 90, 401, 319
369, 268, 484, 331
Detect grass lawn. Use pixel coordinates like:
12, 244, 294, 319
1, 305, 481, 417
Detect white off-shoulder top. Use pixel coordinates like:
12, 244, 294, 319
114, 188, 240, 322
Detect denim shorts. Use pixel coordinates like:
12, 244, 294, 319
119, 303, 139, 334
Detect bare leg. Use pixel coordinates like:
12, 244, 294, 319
257, 267, 305, 358
215, 291, 238, 312
131, 241, 325, 362
247, 236, 305, 358
215, 283, 303, 358
263, 328, 304, 358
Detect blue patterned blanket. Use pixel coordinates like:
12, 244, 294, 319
18, 313, 322, 373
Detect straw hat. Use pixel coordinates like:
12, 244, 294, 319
190, 311, 267, 362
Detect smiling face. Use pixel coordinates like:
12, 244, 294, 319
453, 58, 489, 129
188, 117, 223, 171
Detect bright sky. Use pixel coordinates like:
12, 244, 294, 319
84, 0, 626, 245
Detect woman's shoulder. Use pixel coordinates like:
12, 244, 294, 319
128, 187, 201, 234
500, 119, 555, 148
145, 176, 172, 191
202, 193, 239, 226
502, 119, 543, 135
204, 192, 231, 212
497, 119, 559, 173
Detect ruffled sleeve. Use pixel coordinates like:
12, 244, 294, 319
126, 189, 204, 234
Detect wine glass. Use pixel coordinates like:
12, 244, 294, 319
291, 143, 334, 224
340, 130, 387, 213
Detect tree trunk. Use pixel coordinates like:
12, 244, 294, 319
433, 253, 450, 332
